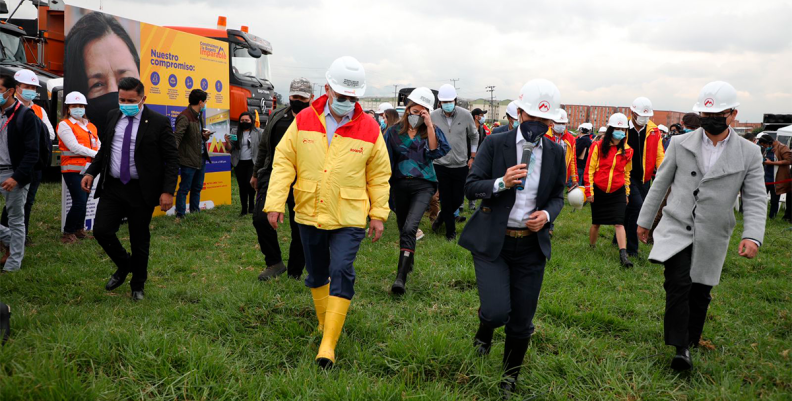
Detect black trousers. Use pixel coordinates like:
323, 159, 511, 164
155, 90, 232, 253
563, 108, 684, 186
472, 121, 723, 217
1, 169, 41, 237
435, 165, 468, 237
785, 190, 792, 221
251, 185, 305, 277
624, 181, 651, 254
663, 245, 713, 348
234, 160, 255, 213
93, 177, 155, 292
766, 185, 780, 219
392, 178, 436, 252
474, 234, 546, 339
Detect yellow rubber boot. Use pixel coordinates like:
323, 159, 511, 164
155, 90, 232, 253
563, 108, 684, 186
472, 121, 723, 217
310, 284, 330, 332
315, 296, 351, 369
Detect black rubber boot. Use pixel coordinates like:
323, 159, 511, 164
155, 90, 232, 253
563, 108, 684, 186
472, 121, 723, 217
473, 322, 494, 356
620, 249, 634, 268
391, 251, 413, 295
501, 335, 530, 399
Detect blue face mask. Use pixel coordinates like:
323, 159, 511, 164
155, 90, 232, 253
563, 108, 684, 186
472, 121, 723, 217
612, 130, 626, 140
683, 128, 692, 133
379, 119, 387, 130
119, 102, 141, 117
510, 119, 519, 129
70, 107, 86, 118
330, 95, 355, 116
201, 104, 207, 112
0, 91, 7, 107
441, 103, 455, 113
21, 89, 37, 102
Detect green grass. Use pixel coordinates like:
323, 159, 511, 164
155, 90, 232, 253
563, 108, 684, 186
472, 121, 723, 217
0, 178, 790, 400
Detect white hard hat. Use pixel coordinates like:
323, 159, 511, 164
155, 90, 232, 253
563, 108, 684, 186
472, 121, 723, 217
658, 124, 669, 133
514, 78, 561, 120
554, 109, 569, 124
437, 84, 457, 102
599, 126, 607, 134
580, 122, 593, 131
14, 69, 40, 87
376, 102, 394, 114
568, 186, 585, 210
692, 81, 739, 113
608, 113, 629, 129
325, 56, 366, 97
407, 87, 435, 111
64, 91, 88, 105
630, 96, 654, 117
506, 101, 519, 119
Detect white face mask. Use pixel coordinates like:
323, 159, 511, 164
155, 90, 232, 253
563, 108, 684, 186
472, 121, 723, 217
553, 124, 566, 134
634, 116, 649, 126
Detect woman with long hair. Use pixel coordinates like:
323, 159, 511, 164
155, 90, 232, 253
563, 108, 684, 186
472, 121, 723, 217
225, 112, 262, 215
383, 108, 400, 131
584, 113, 634, 267
383, 88, 450, 294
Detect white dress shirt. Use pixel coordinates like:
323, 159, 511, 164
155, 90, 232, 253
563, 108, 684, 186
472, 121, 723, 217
494, 128, 550, 228
57, 117, 100, 158
110, 107, 143, 179
323, 103, 353, 145
701, 129, 732, 175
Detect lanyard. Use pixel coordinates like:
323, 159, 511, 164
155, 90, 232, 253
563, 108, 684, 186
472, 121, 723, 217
0, 102, 21, 133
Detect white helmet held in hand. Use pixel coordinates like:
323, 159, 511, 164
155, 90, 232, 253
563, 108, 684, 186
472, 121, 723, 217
65, 91, 88, 105
376, 102, 394, 114
630, 96, 654, 117
326, 56, 366, 97
438, 84, 457, 101
608, 113, 629, 128
407, 87, 435, 111
692, 81, 739, 113
506, 101, 519, 119
514, 78, 561, 120
568, 186, 585, 210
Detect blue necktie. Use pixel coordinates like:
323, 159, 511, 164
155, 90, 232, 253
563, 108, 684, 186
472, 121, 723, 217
119, 116, 134, 184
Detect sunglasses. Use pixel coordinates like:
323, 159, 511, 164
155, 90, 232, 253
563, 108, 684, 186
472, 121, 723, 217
330, 89, 358, 103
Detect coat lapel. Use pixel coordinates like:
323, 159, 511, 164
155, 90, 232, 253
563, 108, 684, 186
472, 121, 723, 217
536, 136, 554, 199
680, 129, 706, 174
135, 106, 150, 150
503, 129, 517, 172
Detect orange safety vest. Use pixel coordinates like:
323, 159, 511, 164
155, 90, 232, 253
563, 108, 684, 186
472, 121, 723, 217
59, 119, 99, 173
31, 103, 44, 121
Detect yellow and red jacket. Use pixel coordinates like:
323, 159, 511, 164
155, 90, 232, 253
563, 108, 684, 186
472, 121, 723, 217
58, 119, 99, 173
628, 120, 665, 183
584, 140, 633, 198
264, 95, 391, 230
545, 129, 578, 183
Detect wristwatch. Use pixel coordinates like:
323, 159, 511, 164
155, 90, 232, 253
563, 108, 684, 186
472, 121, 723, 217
496, 177, 506, 191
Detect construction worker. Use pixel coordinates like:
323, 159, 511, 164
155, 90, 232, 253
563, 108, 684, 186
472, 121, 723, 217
576, 123, 594, 186
549, 109, 579, 188
264, 56, 390, 369
595, 126, 606, 141
58, 91, 100, 244
0, 69, 54, 245
658, 124, 671, 149
621, 96, 664, 257
584, 113, 634, 267
375, 102, 394, 131
460, 79, 566, 398
491, 101, 519, 135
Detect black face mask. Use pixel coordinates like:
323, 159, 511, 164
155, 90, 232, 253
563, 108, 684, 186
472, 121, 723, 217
290, 99, 309, 115
519, 120, 548, 143
87, 91, 119, 136
239, 122, 253, 132
700, 116, 729, 135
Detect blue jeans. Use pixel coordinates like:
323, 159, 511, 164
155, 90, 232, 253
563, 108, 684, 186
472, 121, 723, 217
176, 164, 206, 216
63, 172, 88, 233
298, 224, 365, 300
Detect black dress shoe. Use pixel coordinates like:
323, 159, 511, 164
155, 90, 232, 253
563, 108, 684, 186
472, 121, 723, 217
499, 376, 516, 399
671, 347, 693, 371
473, 323, 493, 356
131, 291, 145, 302
431, 218, 443, 234
258, 262, 287, 281
105, 274, 127, 291
0, 302, 10, 345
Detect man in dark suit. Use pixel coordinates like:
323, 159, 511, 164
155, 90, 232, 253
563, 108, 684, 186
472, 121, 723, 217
81, 77, 178, 301
459, 79, 566, 398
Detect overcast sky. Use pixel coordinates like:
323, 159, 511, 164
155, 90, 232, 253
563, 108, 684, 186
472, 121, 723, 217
54, 0, 792, 121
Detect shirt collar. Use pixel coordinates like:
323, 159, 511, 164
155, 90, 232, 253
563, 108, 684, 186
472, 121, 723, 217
323, 102, 353, 121
702, 128, 732, 147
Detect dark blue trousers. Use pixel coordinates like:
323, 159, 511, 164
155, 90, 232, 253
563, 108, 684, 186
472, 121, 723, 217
298, 224, 365, 300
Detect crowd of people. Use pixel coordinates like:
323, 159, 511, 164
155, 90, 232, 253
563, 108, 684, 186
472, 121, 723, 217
0, 54, 784, 398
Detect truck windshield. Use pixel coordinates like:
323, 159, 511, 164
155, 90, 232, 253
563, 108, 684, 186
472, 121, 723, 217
232, 45, 271, 83
0, 32, 25, 63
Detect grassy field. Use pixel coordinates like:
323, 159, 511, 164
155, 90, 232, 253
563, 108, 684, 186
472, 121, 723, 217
0, 178, 790, 400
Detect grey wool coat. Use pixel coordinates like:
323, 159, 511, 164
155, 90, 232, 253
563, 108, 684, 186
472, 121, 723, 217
637, 128, 767, 286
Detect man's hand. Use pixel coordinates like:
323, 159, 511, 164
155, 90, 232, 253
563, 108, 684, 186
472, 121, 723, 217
627, 195, 630, 205
525, 211, 547, 232
250, 176, 258, 190
0, 177, 18, 192
738, 240, 758, 259
637, 226, 650, 244
587, 195, 594, 203
268, 212, 284, 230
202, 129, 211, 141
81, 175, 94, 193
503, 164, 528, 188
468, 158, 474, 169
159, 193, 174, 212
368, 219, 384, 242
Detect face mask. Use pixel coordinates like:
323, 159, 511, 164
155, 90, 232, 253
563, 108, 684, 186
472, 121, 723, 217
634, 116, 649, 126
553, 124, 566, 134
612, 130, 626, 140
239, 122, 253, 132
21, 89, 37, 102
700, 116, 729, 135
510, 119, 519, 129
290, 99, 309, 115
408, 114, 423, 128
519, 120, 548, 143
0, 91, 7, 107
379, 119, 387, 130
119, 101, 142, 117
441, 103, 455, 113
70, 107, 86, 118
683, 128, 692, 133
201, 104, 207, 112
330, 95, 355, 116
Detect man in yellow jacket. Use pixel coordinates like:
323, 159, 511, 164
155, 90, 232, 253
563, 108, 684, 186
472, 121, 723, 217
265, 56, 391, 369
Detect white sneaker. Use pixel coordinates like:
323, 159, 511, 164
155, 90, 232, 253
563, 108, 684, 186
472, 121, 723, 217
416, 229, 425, 241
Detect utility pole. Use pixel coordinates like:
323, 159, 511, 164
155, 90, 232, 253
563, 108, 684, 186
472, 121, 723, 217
450, 78, 460, 91
485, 86, 496, 123
393, 85, 400, 105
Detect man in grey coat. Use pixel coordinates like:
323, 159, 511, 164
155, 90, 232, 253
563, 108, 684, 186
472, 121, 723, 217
637, 81, 766, 371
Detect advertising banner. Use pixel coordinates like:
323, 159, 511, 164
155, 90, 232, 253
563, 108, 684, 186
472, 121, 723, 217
63, 6, 232, 227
